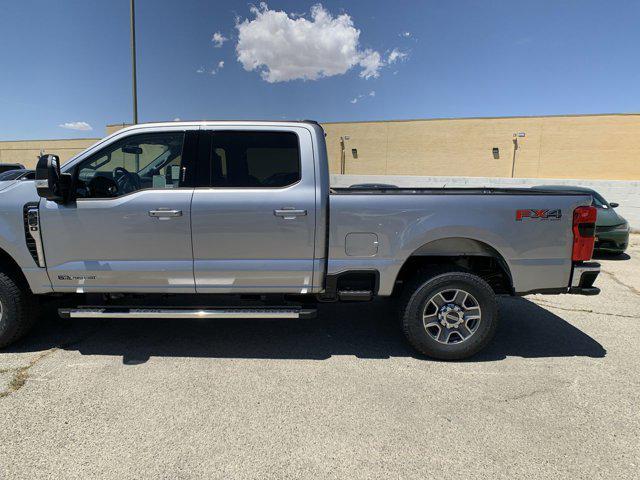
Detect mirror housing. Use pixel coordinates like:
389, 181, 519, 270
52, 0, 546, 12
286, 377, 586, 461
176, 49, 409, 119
609, 202, 619, 208
122, 144, 143, 155
35, 154, 71, 203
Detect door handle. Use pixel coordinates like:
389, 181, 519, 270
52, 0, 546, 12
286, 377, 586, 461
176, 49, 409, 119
274, 208, 307, 219
149, 209, 183, 218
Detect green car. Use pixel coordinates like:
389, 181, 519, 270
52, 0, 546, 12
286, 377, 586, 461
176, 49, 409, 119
535, 185, 630, 255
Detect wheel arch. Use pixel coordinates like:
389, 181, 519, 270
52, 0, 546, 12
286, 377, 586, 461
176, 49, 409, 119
0, 246, 31, 292
394, 237, 514, 295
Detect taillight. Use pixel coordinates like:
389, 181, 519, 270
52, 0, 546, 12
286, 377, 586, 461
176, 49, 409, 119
572, 206, 597, 261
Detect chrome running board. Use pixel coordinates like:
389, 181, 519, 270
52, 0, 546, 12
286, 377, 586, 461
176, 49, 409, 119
59, 307, 317, 320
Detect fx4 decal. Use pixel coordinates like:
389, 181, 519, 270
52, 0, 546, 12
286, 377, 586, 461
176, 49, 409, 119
516, 209, 562, 221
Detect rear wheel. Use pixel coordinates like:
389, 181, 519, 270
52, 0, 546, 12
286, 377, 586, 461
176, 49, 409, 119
0, 271, 37, 348
400, 270, 498, 360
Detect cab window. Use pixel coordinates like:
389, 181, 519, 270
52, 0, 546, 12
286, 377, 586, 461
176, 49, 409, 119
207, 131, 300, 188
75, 132, 185, 198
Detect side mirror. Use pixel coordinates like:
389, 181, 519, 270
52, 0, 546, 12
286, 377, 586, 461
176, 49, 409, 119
35, 154, 71, 203
609, 202, 619, 208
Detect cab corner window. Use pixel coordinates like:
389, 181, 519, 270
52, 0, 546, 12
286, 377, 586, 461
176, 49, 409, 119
209, 131, 300, 188
75, 132, 185, 199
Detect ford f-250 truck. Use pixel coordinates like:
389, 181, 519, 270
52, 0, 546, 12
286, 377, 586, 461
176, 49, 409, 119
0, 121, 601, 359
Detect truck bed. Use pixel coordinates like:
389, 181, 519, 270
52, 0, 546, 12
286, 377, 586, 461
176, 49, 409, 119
327, 188, 594, 296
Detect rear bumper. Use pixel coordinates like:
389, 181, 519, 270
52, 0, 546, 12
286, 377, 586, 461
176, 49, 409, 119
518, 261, 601, 296
569, 261, 601, 295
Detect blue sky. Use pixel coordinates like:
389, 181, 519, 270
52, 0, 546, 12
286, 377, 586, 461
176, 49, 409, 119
1, 0, 639, 140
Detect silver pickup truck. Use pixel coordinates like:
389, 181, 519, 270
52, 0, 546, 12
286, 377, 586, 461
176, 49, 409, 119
0, 121, 601, 359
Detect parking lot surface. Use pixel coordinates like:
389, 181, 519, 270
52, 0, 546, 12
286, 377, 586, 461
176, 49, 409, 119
1, 236, 639, 479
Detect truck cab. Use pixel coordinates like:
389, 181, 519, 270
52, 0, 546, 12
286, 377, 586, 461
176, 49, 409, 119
35, 122, 328, 294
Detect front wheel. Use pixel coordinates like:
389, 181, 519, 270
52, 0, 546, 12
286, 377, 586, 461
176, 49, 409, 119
400, 270, 498, 360
0, 271, 37, 348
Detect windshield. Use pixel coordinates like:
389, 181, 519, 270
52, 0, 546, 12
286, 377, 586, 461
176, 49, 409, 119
591, 191, 609, 208
0, 170, 26, 181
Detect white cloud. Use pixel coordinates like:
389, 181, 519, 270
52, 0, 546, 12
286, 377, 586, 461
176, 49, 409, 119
387, 48, 408, 64
173, 117, 181, 121
349, 90, 376, 104
235, 3, 385, 83
212, 31, 227, 47
199, 62, 224, 75
58, 121, 92, 131
207, 60, 225, 75
400, 31, 411, 38
358, 49, 383, 79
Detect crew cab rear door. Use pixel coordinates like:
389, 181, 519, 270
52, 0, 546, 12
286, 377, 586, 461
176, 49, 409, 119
39, 128, 198, 293
191, 127, 316, 293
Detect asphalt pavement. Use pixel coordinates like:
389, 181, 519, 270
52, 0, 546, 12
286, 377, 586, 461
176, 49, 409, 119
1, 236, 639, 479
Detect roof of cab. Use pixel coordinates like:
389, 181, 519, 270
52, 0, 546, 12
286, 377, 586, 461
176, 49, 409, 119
118, 119, 321, 131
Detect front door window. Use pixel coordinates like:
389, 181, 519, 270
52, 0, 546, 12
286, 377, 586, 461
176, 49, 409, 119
75, 132, 185, 199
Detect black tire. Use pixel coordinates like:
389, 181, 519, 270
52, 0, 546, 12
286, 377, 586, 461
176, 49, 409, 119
400, 269, 498, 360
0, 271, 37, 348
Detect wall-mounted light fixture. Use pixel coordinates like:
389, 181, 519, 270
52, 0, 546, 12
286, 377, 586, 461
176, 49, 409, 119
511, 133, 520, 178
492, 147, 499, 159
351, 148, 358, 159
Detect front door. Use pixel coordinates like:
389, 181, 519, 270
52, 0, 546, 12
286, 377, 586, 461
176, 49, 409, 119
191, 127, 317, 293
40, 129, 197, 293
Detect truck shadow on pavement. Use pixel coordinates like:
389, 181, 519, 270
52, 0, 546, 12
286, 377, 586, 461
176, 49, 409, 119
10, 297, 605, 364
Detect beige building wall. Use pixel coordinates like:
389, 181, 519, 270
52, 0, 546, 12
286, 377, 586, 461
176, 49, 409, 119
323, 113, 640, 180
0, 138, 99, 169
105, 123, 131, 136
1, 113, 639, 179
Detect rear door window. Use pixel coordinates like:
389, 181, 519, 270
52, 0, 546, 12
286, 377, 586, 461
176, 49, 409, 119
206, 131, 300, 188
